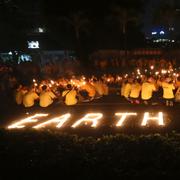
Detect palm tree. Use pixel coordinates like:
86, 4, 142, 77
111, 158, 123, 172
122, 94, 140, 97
60, 11, 90, 61
110, 6, 139, 63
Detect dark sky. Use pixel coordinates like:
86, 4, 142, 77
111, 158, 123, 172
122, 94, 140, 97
5, 0, 157, 30
1, 0, 179, 50
28, 0, 164, 34
142, 0, 161, 35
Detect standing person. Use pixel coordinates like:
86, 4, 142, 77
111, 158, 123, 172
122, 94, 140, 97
130, 79, 141, 104
39, 85, 57, 107
23, 86, 39, 107
161, 77, 175, 106
62, 84, 78, 106
141, 77, 156, 105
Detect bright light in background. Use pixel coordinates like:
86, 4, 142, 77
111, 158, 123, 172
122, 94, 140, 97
160, 31, 165, 35
152, 31, 157, 35
150, 65, 154, 70
38, 27, 44, 33
71, 113, 103, 128
161, 69, 167, 74
19, 54, 32, 64
28, 41, 40, 49
8, 114, 49, 129
141, 112, 164, 126
169, 27, 174, 31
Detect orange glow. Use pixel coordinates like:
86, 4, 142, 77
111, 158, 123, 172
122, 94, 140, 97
71, 113, 103, 128
141, 112, 164, 126
8, 114, 49, 129
115, 113, 137, 127
33, 113, 71, 129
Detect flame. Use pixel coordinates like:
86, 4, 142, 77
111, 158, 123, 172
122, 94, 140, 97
161, 69, 167, 74
34, 83, 38, 87
50, 80, 55, 85
71, 113, 103, 128
8, 114, 49, 129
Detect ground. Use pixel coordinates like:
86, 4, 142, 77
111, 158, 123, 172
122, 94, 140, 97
1, 94, 180, 135
0, 95, 180, 179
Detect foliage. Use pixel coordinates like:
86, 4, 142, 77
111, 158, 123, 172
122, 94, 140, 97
1, 130, 180, 178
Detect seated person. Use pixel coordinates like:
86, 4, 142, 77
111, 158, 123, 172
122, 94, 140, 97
15, 85, 28, 105
78, 89, 91, 102
92, 79, 105, 98
39, 85, 57, 107
54, 86, 65, 103
23, 86, 39, 107
81, 82, 96, 100
62, 84, 78, 106
141, 77, 156, 105
130, 79, 141, 104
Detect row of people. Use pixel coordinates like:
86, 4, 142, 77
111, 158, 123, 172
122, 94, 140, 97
15, 80, 109, 107
14, 73, 180, 107
92, 58, 177, 71
121, 76, 180, 106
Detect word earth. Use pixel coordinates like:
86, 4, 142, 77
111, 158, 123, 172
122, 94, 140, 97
7, 112, 165, 129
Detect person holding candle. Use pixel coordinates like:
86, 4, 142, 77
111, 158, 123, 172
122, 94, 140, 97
161, 77, 175, 106
141, 76, 156, 105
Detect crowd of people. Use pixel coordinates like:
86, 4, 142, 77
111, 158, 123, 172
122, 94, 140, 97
121, 75, 180, 106
92, 57, 178, 73
14, 70, 180, 108
0, 58, 180, 108
15, 76, 109, 107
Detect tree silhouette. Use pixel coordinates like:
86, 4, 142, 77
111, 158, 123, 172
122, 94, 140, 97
110, 6, 139, 63
60, 11, 90, 61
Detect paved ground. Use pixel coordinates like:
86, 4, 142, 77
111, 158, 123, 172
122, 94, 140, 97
1, 94, 179, 136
